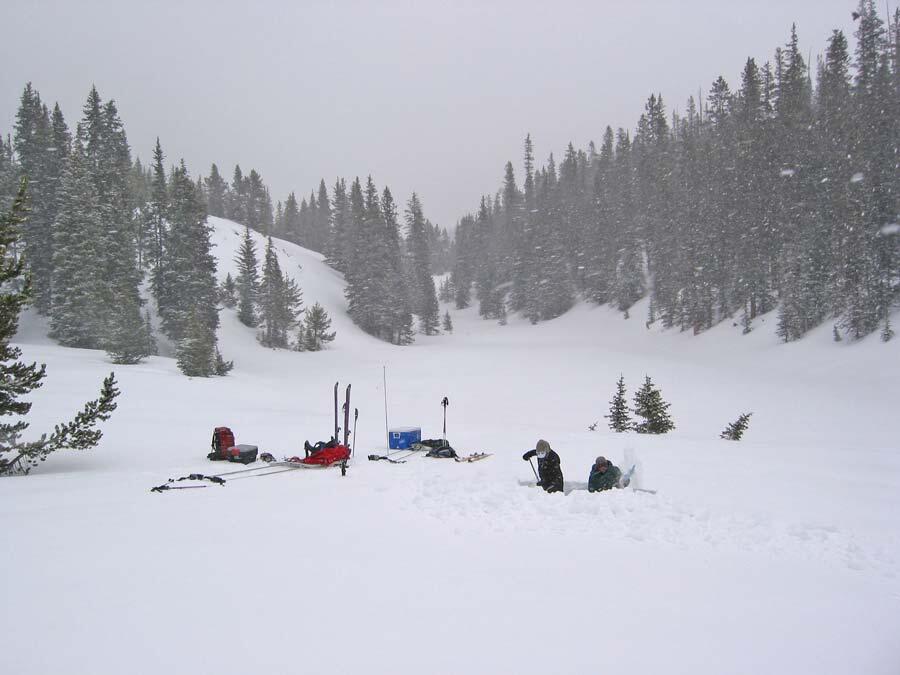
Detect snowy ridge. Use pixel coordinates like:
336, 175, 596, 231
4, 216, 900, 675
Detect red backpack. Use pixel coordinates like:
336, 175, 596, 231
210, 427, 236, 459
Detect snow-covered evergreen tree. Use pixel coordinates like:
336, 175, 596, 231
234, 226, 260, 327
49, 137, 106, 348
299, 302, 335, 351
258, 237, 302, 348
204, 163, 227, 218
153, 161, 220, 346
0, 179, 120, 476
632, 376, 675, 434
105, 291, 154, 365
219, 272, 237, 308
406, 193, 439, 335
176, 310, 216, 377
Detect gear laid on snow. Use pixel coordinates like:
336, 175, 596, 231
207, 427, 258, 464
522, 441, 564, 493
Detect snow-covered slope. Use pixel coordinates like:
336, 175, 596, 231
4, 217, 899, 675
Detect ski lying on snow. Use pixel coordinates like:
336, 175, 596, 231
150, 484, 209, 493
226, 465, 307, 479
266, 460, 348, 470
367, 448, 427, 464
455, 453, 491, 463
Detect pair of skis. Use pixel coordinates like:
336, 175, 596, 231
150, 462, 304, 492
367, 445, 429, 464
334, 381, 357, 454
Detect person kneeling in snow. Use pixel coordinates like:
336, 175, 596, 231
522, 439, 564, 493
588, 456, 624, 492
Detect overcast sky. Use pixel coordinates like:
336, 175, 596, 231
1, 0, 861, 230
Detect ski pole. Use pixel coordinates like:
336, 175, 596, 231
441, 397, 449, 442
352, 408, 358, 457
528, 457, 539, 481
334, 382, 339, 443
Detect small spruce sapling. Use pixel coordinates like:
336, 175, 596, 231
220, 273, 237, 308
299, 302, 335, 351
721, 412, 753, 440
605, 375, 631, 432
881, 316, 894, 343
442, 310, 453, 333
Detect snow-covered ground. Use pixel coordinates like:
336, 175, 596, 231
3, 217, 899, 675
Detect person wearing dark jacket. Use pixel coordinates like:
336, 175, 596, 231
588, 456, 624, 492
522, 439, 564, 493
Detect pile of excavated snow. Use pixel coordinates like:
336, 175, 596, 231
3, 217, 898, 675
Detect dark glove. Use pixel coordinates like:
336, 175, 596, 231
536, 481, 544, 487
522, 450, 534, 461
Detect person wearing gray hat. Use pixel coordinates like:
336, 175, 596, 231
522, 439, 564, 493
588, 455, 624, 492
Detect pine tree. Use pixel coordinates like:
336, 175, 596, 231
143, 310, 157, 356
105, 294, 154, 364
299, 302, 336, 351
0, 180, 120, 475
176, 310, 215, 377
720, 412, 752, 440
234, 226, 260, 326
148, 138, 168, 271
258, 237, 302, 348
632, 376, 675, 434
406, 193, 440, 334
214, 348, 233, 375
153, 162, 219, 343
313, 179, 332, 253
326, 178, 350, 272
442, 310, 453, 333
282, 192, 301, 240
95, 100, 142, 334
49, 137, 107, 348
605, 375, 631, 432
13, 84, 54, 314
219, 272, 237, 308
438, 277, 453, 302
204, 163, 227, 218
382, 187, 413, 344
227, 164, 247, 223
451, 214, 475, 309
881, 316, 894, 342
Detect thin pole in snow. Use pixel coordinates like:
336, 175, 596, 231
383, 365, 389, 449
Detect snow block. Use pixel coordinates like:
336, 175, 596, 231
388, 427, 421, 450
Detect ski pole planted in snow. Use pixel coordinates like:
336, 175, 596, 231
528, 457, 539, 481
441, 396, 449, 442
334, 381, 339, 443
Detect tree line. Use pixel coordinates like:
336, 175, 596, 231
1, 82, 446, 358
450, 1, 898, 342
3, 84, 229, 374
